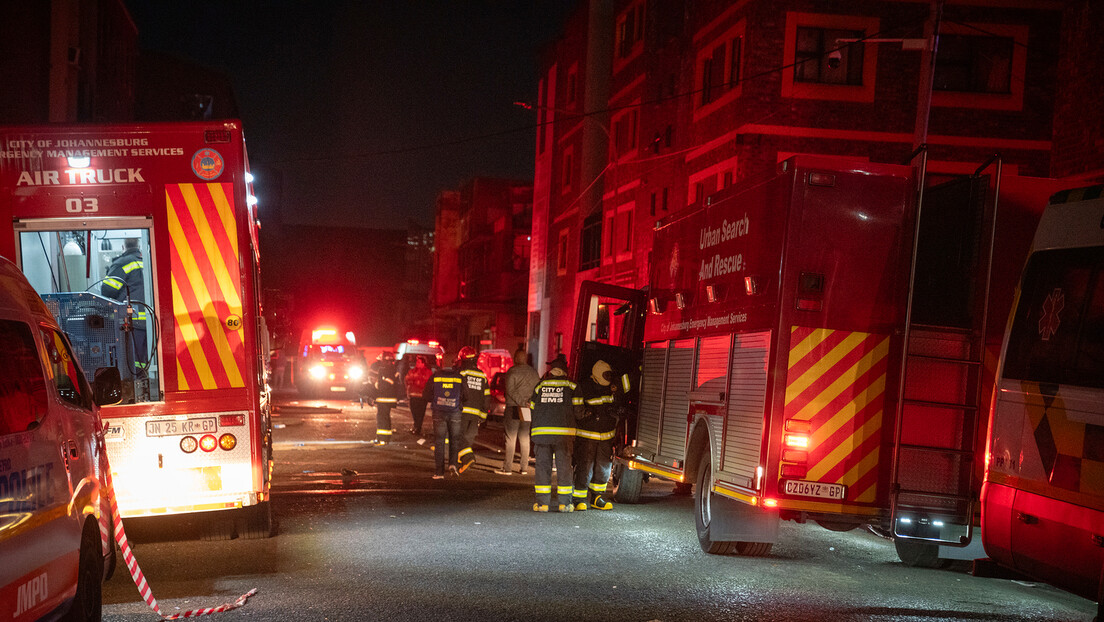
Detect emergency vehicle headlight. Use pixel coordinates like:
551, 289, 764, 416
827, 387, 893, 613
180, 436, 199, 453
348, 366, 364, 380
219, 433, 237, 451
199, 434, 218, 452
309, 364, 326, 379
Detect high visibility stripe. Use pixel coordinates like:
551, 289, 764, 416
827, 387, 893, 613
434, 376, 463, 383
573, 489, 588, 498
782, 326, 889, 506
167, 182, 244, 390
376, 398, 398, 403
376, 429, 392, 436
572, 397, 584, 405
531, 426, 576, 437
462, 406, 488, 417
588, 482, 607, 492
534, 485, 552, 493
557, 486, 573, 495
576, 429, 615, 441
540, 379, 576, 388
461, 370, 487, 379
585, 396, 614, 405
458, 447, 473, 458
621, 374, 631, 392
104, 277, 123, 290
122, 260, 143, 273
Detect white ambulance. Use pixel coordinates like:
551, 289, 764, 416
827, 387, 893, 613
0, 256, 120, 621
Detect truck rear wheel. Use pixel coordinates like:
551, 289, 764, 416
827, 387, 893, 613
612, 462, 643, 504
894, 538, 948, 568
694, 452, 737, 554
237, 501, 274, 539
201, 511, 237, 541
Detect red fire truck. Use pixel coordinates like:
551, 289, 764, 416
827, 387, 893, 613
573, 155, 1075, 563
0, 121, 273, 538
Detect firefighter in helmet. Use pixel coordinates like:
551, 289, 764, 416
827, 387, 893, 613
455, 346, 490, 473
101, 237, 148, 376
572, 359, 620, 511
372, 351, 399, 445
529, 353, 582, 512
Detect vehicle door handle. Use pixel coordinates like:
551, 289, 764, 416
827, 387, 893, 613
1016, 512, 1038, 525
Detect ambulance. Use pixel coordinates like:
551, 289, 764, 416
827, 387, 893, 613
982, 185, 1104, 617
0, 256, 121, 621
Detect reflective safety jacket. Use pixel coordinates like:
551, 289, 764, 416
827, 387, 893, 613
101, 247, 147, 327
528, 375, 582, 444
576, 376, 618, 441
375, 361, 400, 404
459, 363, 490, 419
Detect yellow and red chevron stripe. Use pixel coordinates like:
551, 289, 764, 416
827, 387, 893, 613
783, 327, 890, 506
167, 183, 245, 390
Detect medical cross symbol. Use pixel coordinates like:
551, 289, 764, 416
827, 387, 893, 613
1038, 288, 1064, 341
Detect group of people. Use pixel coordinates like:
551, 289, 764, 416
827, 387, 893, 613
367, 345, 629, 514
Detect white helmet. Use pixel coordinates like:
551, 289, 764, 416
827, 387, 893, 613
591, 360, 612, 387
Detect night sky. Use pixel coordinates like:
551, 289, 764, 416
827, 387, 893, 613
125, 1, 575, 230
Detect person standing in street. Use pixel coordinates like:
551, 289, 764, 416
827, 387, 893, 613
373, 351, 399, 445
496, 349, 539, 475
404, 355, 433, 438
572, 359, 620, 511
529, 353, 582, 512
101, 237, 148, 376
456, 346, 490, 473
424, 362, 465, 478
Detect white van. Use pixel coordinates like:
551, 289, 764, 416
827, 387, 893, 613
0, 256, 120, 621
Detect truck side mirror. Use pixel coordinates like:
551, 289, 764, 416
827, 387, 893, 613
93, 366, 123, 406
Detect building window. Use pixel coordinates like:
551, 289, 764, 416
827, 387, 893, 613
562, 148, 574, 192
622, 210, 633, 253
694, 21, 746, 120
557, 229, 569, 275
605, 214, 615, 258
612, 108, 638, 157
935, 34, 1013, 94
650, 193, 656, 217
662, 187, 668, 212
782, 12, 879, 103
795, 26, 864, 85
566, 65, 579, 107
616, 1, 645, 60
580, 212, 602, 271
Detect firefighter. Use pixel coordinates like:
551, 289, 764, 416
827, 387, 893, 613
404, 355, 433, 437
372, 351, 399, 445
456, 346, 490, 473
423, 361, 465, 478
529, 353, 582, 512
572, 359, 620, 511
101, 237, 148, 376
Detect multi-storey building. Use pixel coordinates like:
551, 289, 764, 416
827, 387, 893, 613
429, 178, 534, 356
529, 0, 1098, 371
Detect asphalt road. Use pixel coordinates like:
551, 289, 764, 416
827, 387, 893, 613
100, 394, 1097, 622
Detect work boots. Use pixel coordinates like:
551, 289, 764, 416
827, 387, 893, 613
590, 495, 613, 511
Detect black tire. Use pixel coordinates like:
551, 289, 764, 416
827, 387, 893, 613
63, 522, 103, 622
612, 463, 644, 504
201, 511, 237, 541
237, 501, 274, 539
735, 541, 773, 556
694, 452, 737, 555
894, 538, 948, 568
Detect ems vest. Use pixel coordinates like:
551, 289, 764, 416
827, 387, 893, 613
528, 377, 582, 443
576, 377, 617, 440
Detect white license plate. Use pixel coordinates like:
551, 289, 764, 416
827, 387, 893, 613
145, 417, 217, 437
783, 479, 846, 500
329, 386, 347, 392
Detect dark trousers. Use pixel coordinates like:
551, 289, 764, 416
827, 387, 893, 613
573, 436, 614, 503
375, 401, 394, 443
458, 413, 481, 463
409, 397, 428, 434
534, 438, 573, 506
433, 410, 463, 475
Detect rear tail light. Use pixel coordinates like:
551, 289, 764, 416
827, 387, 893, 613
219, 433, 237, 451
782, 449, 808, 463
199, 434, 218, 452
784, 433, 808, 449
220, 414, 245, 426
781, 464, 807, 478
180, 436, 198, 453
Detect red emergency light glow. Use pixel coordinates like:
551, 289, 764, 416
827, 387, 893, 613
312, 328, 338, 343
784, 434, 809, 449
220, 414, 245, 426
428, 340, 439, 347
782, 449, 808, 463
199, 435, 218, 452
781, 464, 807, 478
408, 339, 420, 345
762, 498, 779, 508
796, 298, 823, 311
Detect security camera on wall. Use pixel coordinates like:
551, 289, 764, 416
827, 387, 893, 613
827, 50, 842, 69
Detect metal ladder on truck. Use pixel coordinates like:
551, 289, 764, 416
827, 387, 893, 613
889, 153, 1002, 567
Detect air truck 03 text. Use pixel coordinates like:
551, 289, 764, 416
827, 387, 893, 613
581, 155, 1074, 562
0, 121, 274, 538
